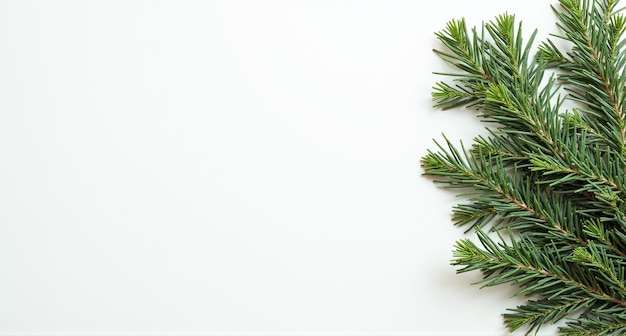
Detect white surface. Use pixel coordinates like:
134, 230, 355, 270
0, 0, 558, 335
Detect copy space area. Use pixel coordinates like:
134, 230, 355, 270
0, 0, 552, 334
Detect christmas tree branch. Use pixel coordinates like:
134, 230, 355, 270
547, 0, 626, 154
423, 0, 626, 333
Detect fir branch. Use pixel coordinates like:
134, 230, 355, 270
452, 231, 626, 308
503, 297, 593, 334
423, 0, 626, 333
560, 313, 626, 335
423, 138, 585, 243
547, 0, 626, 154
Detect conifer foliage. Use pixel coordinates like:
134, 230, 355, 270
422, 0, 626, 334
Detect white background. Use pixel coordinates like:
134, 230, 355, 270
0, 0, 559, 335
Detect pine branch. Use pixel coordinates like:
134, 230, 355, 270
544, 0, 626, 155
452, 231, 626, 307
423, 138, 585, 243
503, 297, 593, 334
423, 0, 626, 334
560, 311, 626, 335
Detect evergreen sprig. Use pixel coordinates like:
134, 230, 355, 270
423, 0, 626, 334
